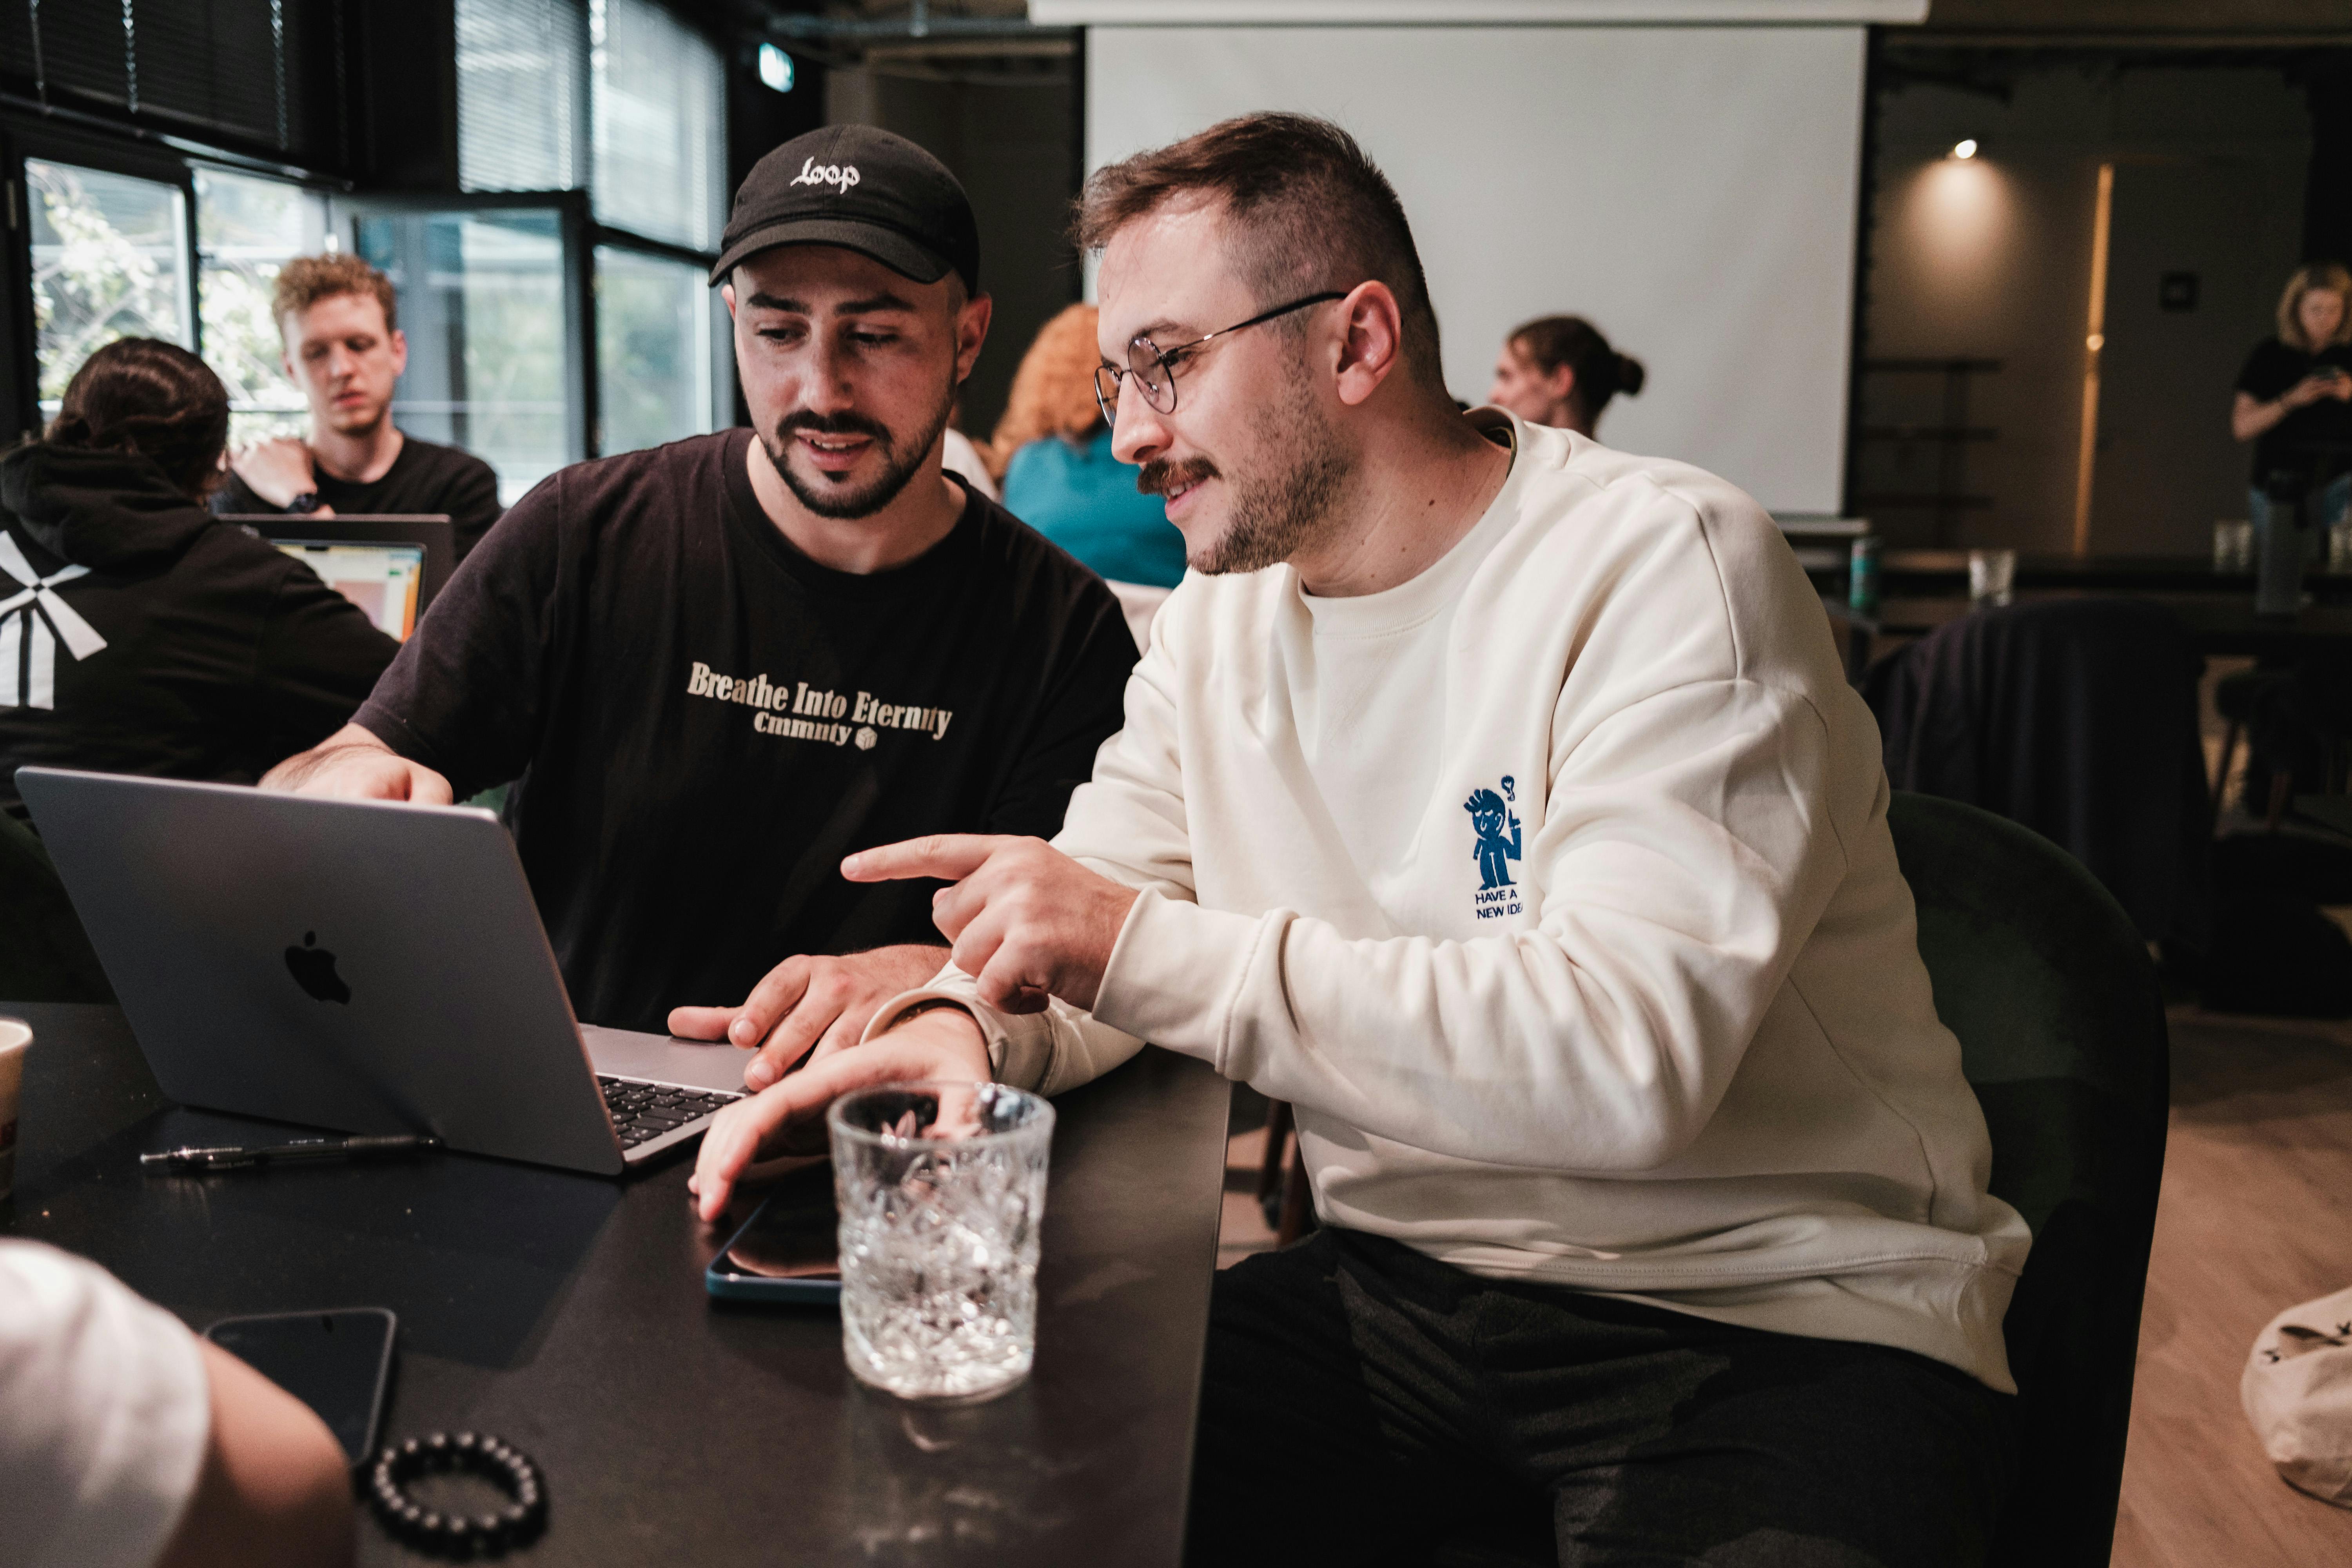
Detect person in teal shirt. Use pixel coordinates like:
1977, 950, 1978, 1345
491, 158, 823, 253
989, 305, 1187, 590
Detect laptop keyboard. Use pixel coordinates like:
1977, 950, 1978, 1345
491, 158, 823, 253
597, 1075, 743, 1150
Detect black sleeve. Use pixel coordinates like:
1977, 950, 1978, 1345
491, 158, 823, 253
984, 574, 1141, 840
351, 473, 564, 797
252, 560, 402, 758
443, 454, 506, 561
2237, 340, 2298, 400
208, 470, 282, 517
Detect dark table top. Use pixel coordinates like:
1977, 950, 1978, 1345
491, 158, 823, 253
0, 1004, 1230, 1566
1809, 552, 2352, 606
1864, 591, 2352, 657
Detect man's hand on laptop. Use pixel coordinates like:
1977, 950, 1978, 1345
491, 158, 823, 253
666, 944, 950, 1091
688, 1005, 989, 1223
842, 835, 1138, 1013
259, 724, 455, 804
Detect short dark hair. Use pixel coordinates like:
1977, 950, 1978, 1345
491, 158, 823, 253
1076, 113, 1445, 390
47, 337, 230, 501
1508, 316, 1646, 426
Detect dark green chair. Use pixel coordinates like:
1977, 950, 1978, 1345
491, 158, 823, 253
1887, 791, 2170, 1567
0, 807, 111, 1004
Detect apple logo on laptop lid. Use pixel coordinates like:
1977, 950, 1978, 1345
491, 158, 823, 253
285, 931, 351, 1005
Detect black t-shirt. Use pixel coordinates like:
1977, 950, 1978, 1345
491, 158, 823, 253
354, 428, 1139, 1032
2234, 338, 2352, 486
214, 435, 505, 559
0, 443, 399, 817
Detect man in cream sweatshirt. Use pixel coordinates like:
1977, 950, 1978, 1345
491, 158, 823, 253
694, 114, 2030, 1566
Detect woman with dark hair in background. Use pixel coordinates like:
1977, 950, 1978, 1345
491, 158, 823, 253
1486, 314, 1646, 439
0, 336, 397, 820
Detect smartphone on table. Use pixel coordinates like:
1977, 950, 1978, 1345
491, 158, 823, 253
705, 1160, 842, 1303
204, 1307, 397, 1464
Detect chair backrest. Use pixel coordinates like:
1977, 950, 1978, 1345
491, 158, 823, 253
1886, 791, 2169, 1568
1867, 597, 2209, 950
0, 808, 111, 1003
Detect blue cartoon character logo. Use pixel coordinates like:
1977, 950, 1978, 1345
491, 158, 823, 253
1464, 776, 1523, 915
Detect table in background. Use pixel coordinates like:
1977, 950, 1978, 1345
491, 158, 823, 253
1, 1004, 1230, 1566
1804, 550, 2352, 606
1844, 591, 2352, 670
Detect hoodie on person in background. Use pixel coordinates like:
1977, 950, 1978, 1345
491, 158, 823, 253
0, 441, 397, 818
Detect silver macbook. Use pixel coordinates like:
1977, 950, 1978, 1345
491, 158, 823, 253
17, 766, 750, 1175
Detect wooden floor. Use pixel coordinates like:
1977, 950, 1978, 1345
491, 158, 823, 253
1216, 1009, 2352, 1561
2113, 1007, 2352, 1566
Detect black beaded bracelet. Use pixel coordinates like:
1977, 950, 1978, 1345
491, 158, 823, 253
363, 1432, 547, 1556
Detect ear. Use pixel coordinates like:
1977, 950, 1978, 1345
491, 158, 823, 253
1543, 363, 1577, 405
387, 327, 409, 380
721, 280, 739, 321
954, 290, 994, 387
1331, 281, 1406, 408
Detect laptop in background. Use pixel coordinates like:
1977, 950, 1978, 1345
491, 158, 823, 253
17, 766, 750, 1176
218, 515, 454, 642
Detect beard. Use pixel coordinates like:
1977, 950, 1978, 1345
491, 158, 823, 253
761, 374, 956, 521
1138, 367, 1351, 577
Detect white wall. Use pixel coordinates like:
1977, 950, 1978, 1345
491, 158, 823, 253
1085, 25, 1869, 515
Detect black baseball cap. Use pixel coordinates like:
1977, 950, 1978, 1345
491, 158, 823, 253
710, 125, 980, 296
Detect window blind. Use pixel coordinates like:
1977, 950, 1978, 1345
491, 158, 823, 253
589, 0, 724, 251
3, 0, 316, 157
456, 0, 590, 194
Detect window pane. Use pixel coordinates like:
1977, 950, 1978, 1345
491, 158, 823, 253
456, 0, 589, 195
27, 160, 192, 417
357, 209, 575, 505
196, 169, 330, 446
595, 245, 727, 456
590, 0, 725, 250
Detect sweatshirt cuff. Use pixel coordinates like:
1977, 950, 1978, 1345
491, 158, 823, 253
862, 978, 1060, 1092
1090, 886, 1273, 1073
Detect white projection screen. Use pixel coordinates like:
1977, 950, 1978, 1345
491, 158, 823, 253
1086, 25, 1867, 515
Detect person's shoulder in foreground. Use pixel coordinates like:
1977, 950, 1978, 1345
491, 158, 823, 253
0, 1239, 354, 1568
1169, 409, 1829, 680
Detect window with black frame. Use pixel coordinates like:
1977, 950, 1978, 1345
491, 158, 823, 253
452, 0, 734, 471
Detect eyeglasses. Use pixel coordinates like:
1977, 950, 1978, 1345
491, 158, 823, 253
1092, 290, 1350, 427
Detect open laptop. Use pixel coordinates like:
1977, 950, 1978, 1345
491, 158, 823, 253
17, 766, 750, 1175
218, 515, 456, 642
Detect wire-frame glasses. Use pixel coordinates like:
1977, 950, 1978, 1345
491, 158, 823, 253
1092, 290, 1351, 428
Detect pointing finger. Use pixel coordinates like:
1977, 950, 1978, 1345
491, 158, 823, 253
842, 834, 1005, 885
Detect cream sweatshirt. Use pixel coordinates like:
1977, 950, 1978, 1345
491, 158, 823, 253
882, 410, 2031, 1392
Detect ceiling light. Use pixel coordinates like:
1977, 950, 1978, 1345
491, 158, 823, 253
1951, 139, 1979, 160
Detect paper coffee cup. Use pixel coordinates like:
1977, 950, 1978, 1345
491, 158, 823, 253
0, 1018, 29, 1201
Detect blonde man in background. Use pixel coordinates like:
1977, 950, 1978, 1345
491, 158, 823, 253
215, 254, 503, 559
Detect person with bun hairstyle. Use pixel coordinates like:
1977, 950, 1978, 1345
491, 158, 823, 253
1486, 314, 1645, 438
0, 337, 397, 819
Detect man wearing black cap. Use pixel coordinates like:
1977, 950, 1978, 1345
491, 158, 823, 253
261, 128, 1139, 1083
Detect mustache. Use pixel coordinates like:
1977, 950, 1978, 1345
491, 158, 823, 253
776, 410, 895, 448
1137, 456, 1217, 497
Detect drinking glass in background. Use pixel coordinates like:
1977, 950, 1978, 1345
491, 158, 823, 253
1968, 548, 2017, 609
829, 1080, 1054, 1403
2214, 519, 2256, 574
0, 1018, 31, 1200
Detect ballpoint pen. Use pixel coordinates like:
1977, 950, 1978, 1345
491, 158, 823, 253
140, 1134, 442, 1172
